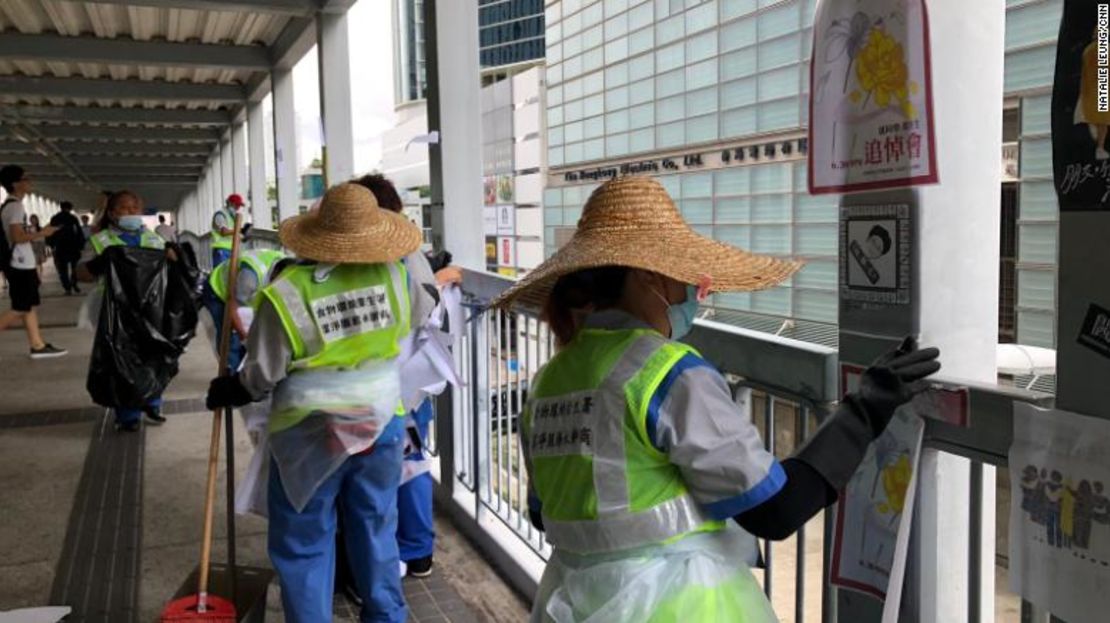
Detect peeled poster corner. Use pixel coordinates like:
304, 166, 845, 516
1008, 403, 1110, 623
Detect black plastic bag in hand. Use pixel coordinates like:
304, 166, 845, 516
87, 246, 198, 409
856, 336, 941, 437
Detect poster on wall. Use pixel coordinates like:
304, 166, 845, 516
808, 0, 938, 194
839, 204, 912, 306
831, 364, 924, 622
496, 174, 515, 204
484, 176, 497, 206
1008, 403, 1110, 623
485, 236, 498, 272
496, 204, 516, 236
1052, 1, 1110, 211
498, 236, 517, 268
483, 207, 498, 237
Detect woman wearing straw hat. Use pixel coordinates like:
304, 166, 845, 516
205, 183, 431, 623
492, 176, 941, 622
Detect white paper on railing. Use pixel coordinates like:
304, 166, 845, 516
1008, 403, 1110, 623
830, 365, 923, 621
398, 284, 464, 413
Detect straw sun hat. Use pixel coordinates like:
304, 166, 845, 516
279, 182, 422, 263
492, 176, 803, 310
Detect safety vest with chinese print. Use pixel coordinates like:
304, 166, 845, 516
210, 207, 236, 250
524, 327, 727, 556
90, 228, 165, 255
208, 249, 285, 304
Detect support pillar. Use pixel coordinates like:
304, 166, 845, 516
247, 100, 271, 229
425, 0, 484, 269
272, 67, 299, 224
220, 135, 234, 199
232, 121, 249, 205
317, 11, 356, 187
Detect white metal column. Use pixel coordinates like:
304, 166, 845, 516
220, 135, 234, 198
272, 67, 299, 223
247, 100, 271, 229
431, 0, 484, 269
232, 121, 249, 204
317, 11, 355, 187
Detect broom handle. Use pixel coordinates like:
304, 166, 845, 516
198, 212, 245, 612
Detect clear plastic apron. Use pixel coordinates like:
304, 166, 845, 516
268, 359, 402, 512
532, 526, 776, 623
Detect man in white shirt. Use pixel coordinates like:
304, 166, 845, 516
0, 165, 68, 359
155, 214, 177, 243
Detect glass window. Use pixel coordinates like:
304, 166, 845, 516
548, 41, 564, 63
656, 68, 686, 98
1018, 269, 1055, 310
583, 1, 604, 26
758, 1, 801, 41
751, 224, 792, 254
549, 146, 564, 166
1017, 309, 1055, 348
758, 32, 801, 69
682, 172, 713, 198
655, 0, 673, 19
607, 108, 631, 133
795, 193, 838, 223
715, 167, 750, 196
546, 2, 562, 25
606, 11, 629, 39
584, 70, 604, 95
1004, 45, 1056, 93
548, 85, 564, 106
630, 26, 655, 55
629, 77, 655, 104
796, 224, 837, 255
715, 292, 752, 311
656, 41, 686, 73
686, 114, 718, 143
658, 174, 681, 198
564, 204, 583, 225
607, 132, 631, 156
545, 207, 564, 226
605, 0, 630, 18
565, 98, 584, 122
565, 120, 584, 143
752, 162, 792, 193
629, 55, 654, 81
1005, 1, 1062, 50
564, 10, 583, 36
564, 54, 583, 79
721, 16, 756, 53
548, 105, 564, 126
584, 93, 605, 117
721, 105, 757, 138
685, 0, 718, 33
544, 187, 562, 207
1021, 94, 1051, 136
686, 30, 718, 63
548, 62, 563, 84
657, 120, 685, 148
657, 13, 685, 45
721, 77, 757, 109
564, 77, 584, 101
757, 98, 800, 132
721, 0, 757, 21
686, 86, 719, 116
1020, 138, 1052, 179
606, 36, 630, 62
686, 58, 718, 91
564, 33, 583, 58
794, 259, 837, 289
606, 85, 630, 111
752, 194, 791, 222
583, 24, 604, 50
681, 198, 714, 224
758, 65, 800, 101
715, 225, 751, 248
565, 141, 584, 163
606, 61, 630, 87
1019, 181, 1057, 221
721, 47, 757, 81
564, 185, 584, 206
585, 115, 605, 139
584, 138, 605, 160
1018, 223, 1057, 264
629, 101, 655, 128
794, 289, 836, 323
583, 47, 604, 72
629, 1, 654, 30
630, 127, 655, 152
550, 125, 565, 146
656, 94, 686, 124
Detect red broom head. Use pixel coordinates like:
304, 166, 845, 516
160, 594, 237, 622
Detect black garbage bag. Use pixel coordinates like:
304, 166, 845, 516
87, 246, 199, 409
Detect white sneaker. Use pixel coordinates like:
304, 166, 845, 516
398, 561, 407, 578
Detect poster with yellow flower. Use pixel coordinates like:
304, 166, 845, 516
808, 0, 938, 194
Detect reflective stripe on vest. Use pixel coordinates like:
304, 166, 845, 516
208, 249, 285, 303
211, 208, 234, 250
91, 228, 165, 255
525, 330, 722, 555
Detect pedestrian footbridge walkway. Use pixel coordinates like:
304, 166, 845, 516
0, 265, 528, 623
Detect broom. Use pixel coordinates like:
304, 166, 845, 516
160, 212, 245, 622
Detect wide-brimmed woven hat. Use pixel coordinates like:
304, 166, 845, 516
279, 182, 422, 263
491, 176, 803, 310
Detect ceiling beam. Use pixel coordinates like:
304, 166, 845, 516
0, 139, 211, 155
0, 75, 246, 103
245, 16, 316, 104
79, 167, 204, 177
69, 155, 208, 167
75, 0, 330, 16
0, 32, 270, 71
30, 125, 221, 143
2, 105, 232, 127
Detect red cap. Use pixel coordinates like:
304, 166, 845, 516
226, 193, 245, 207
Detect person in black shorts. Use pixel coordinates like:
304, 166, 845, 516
0, 165, 68, 359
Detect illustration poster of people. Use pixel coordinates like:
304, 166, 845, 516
1052, 0, 1110, 211
831, 365, 924, 622
808, 0, 938, 194
1009, 403, 1110, 623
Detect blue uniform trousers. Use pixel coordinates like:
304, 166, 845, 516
114, 397, 162, 427
397, 400, 435, 562
201, 283, 244, 372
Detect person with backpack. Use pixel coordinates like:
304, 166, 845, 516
48, 201, 86, 295
0, 165, 68, 359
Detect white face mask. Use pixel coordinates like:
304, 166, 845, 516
651, 284, 699, 340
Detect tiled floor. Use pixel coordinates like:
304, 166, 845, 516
330, 574, 482, 623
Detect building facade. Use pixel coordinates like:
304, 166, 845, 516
480, 0, 547, 68
542, 0, 1062, 350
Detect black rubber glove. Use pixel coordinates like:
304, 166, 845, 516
206, 374, 254, 410
853, 336, 942, 438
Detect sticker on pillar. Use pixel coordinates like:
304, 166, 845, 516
840, 204, 911, 305
832, 363, 923, 622
1051, 2, 1110, 211
1008, 403, 1110, 623
1077, 302, 1110, 360
808, 0, 938, 194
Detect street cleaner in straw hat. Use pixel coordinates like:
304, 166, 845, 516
492, 176, 942, 623
205, 183, 427, 622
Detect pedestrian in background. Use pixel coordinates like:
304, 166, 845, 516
155, 214, 177, 243
29, 214, 47, 279
48, 201, 85, 295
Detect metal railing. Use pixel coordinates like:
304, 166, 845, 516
177, 228, 283, 273
434, 268, 1058, 622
